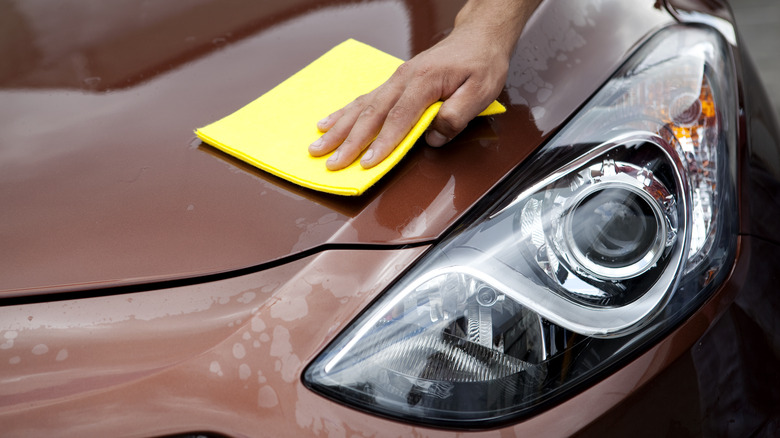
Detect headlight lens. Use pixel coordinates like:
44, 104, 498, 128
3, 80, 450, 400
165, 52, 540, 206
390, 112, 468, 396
305, 25, 737, 427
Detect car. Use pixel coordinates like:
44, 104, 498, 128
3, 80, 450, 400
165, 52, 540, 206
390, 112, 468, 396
2, 0, 779, 436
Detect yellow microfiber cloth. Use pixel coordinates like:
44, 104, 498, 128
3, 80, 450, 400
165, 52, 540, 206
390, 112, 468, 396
195, 39, 505, 196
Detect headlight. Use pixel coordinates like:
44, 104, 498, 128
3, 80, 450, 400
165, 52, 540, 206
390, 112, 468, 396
304, 25, 737, 427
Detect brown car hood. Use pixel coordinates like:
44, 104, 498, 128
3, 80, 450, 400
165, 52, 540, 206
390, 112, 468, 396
0, 0, 673, 297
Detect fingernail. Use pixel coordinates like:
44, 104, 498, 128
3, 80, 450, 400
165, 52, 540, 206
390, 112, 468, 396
310, 137, 323, 150
317, 116, 329, 128
361, 149, 374, 167
327, 150, 340, 164
427, 130, 448, 147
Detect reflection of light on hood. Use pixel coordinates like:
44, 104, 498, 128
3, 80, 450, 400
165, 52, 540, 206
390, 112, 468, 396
506, 0, 602, 124
1, 1, 412, 168
401, 176, 456, 238
0, 275, 264, 332
506, 0, 670, 135
15, 0, 215, 66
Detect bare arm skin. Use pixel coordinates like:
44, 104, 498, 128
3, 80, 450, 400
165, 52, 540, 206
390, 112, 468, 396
308, 0, 541, 170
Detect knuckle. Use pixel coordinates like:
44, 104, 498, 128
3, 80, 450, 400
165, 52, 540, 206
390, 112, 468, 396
412, 65, 432, 81
359, 104, 379, 119
436, 109, 467, 136
465, 78, 495, 98
468, 78, 487, 93
324, 126, 351, 145
385, 105, 409, 124
393, 62, 411, 78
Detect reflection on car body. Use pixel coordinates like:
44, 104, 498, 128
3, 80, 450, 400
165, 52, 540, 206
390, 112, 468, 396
1, 0, 779, 436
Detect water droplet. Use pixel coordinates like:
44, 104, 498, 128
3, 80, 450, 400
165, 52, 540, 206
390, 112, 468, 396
56, 349, 68, 361
32, 344, 49, 355
239, 364, 251, 380
233, 342, 246, 359
209, 361, 224, 376
212, 37, 227, 45
537, 88, 553, 103
237, 292, 256, 304
251, 317, 266, 333
257, 386, 279, 408
531, 106, 547, 120
83, 77, 102, 86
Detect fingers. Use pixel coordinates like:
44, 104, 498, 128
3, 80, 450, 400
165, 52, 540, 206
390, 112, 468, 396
310, 82, 406, 170
360, 87, 439, 168
324, 102, 388, 170
307, 100, 362, 157
310, 63, 440, 170
425, 129, 450, 147
310, 76, 501, 171
426, 78, 501, 147
308, 40, 508, 170
316, 106, 345, 132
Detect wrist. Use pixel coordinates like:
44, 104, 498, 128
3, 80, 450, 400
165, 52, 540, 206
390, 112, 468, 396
454, 0, 539, 57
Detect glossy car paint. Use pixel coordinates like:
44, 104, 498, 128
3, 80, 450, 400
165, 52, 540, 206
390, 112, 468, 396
1, 1, 779, 437
0, 0, 671, 296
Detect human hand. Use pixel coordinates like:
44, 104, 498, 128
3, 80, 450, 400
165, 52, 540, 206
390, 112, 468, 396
308, 0, 538, 170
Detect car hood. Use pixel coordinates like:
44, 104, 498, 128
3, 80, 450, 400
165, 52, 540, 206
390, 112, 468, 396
0, 0, 673, 297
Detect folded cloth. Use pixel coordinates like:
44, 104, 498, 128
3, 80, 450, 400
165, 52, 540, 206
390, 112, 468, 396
195, 39, 505, 196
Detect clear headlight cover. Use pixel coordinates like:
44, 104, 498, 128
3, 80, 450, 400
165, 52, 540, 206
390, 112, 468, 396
305, 25, 737, 427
